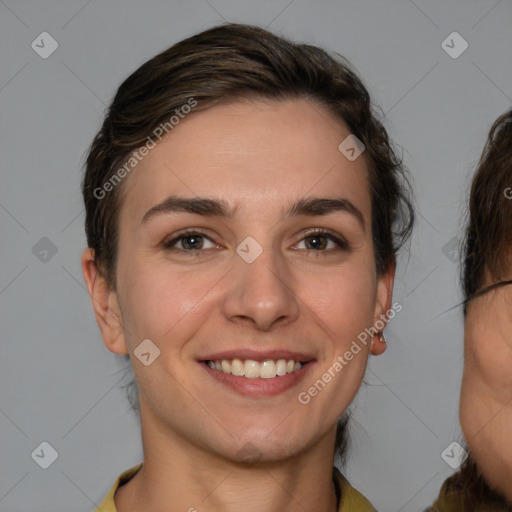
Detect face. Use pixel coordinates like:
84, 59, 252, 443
84, 98, 393, 464
460, 268, 512, 501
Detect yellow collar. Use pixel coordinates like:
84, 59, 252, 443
95, 463, 375, 512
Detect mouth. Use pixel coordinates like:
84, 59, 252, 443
198, 350, 316, 397
203, 358, 305, 379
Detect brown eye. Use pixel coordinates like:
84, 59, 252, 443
296, 229, 349, 251
304, 235, 329, 250
178, 234, 204, 250
163, 231, 217, 252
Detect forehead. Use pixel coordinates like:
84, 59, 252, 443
119, 98, 371, 225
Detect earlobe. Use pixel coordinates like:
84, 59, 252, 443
370, 332, 387, 356
81, 248, 128, 355
370, 263, 396, 356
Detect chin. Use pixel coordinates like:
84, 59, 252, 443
221, 434, 312, 466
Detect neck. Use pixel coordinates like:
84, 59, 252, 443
115, 406, 341, 512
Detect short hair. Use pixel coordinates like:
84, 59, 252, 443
82, 23, 413, 290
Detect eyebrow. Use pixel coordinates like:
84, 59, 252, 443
141, 195, 365, 230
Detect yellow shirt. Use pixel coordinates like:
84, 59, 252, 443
94, 463, 376, 512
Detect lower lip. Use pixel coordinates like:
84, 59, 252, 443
200, 361, 315, 397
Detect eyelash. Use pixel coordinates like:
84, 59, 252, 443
162, 228, 350, 254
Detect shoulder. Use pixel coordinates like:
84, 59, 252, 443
92, 463, 143, 512
335, 469, 376, 512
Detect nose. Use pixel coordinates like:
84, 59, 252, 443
221, 244, 300, 332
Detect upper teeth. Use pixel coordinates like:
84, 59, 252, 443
206, 359, 303, 379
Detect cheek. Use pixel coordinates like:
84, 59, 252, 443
465, 312, 512, 395
302, 263, 378, 364
321, 264, 377, 320
116, 257, 221, 346
296, 269, 376, 425
461, 304, 512, 452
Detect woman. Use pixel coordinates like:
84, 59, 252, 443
81, 23, 413, 511
430, 111, 512, 510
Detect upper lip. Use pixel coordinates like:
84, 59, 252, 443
199, 349, 316, 363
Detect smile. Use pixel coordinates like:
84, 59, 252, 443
205, 358, 304, 379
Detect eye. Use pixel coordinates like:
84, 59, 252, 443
163, 230, 219, 252
295, 229, 349, 252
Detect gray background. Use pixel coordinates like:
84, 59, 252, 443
1, 1, 511, 511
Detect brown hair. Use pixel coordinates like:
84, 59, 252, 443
82, 23, 414, 461
463, 110, 512, 304
83, 23, 413, 288
444, 456, 511, 510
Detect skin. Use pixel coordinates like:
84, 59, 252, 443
82, 98, 394, 512
460, 268, 512, 503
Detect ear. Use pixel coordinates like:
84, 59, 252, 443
370, 261, 396, 356
81, 248, 128, 355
